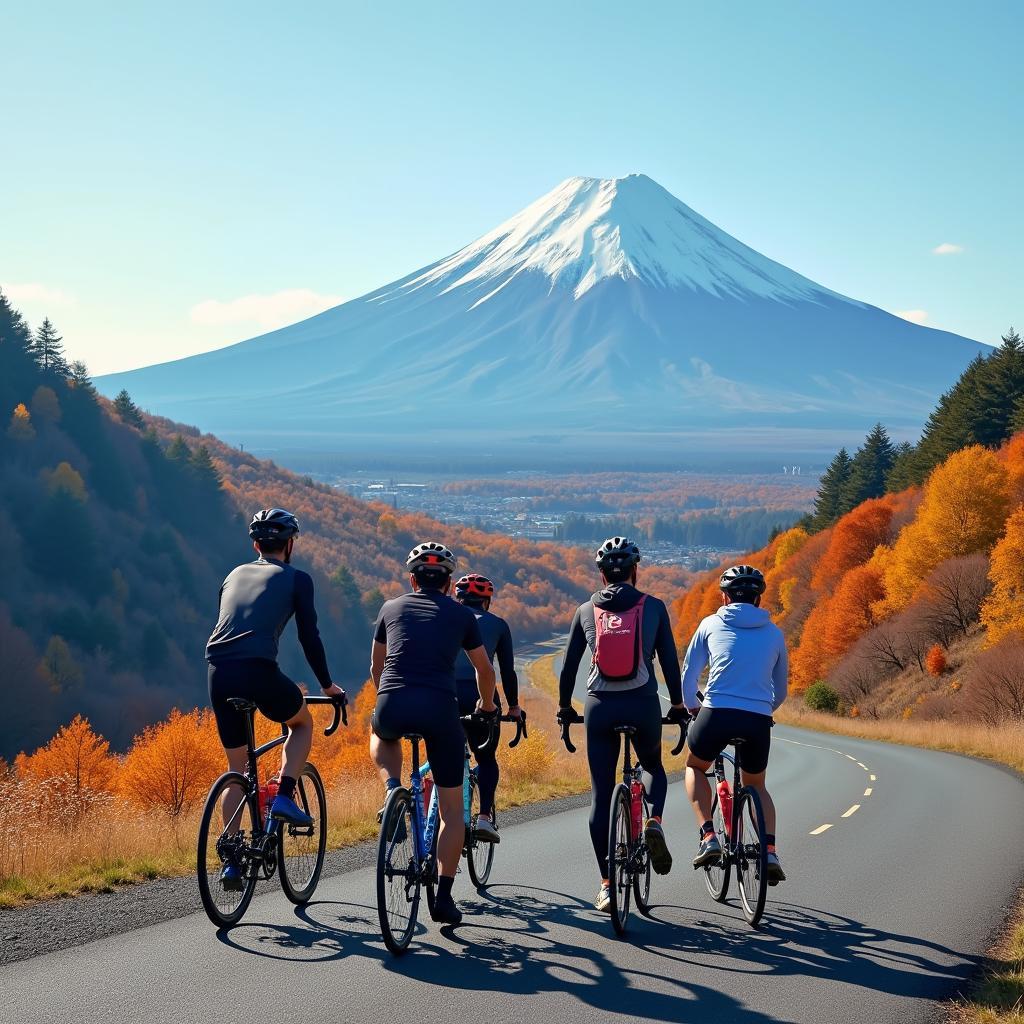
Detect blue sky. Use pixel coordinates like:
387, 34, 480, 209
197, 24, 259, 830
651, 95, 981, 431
2, 1, 1021, 374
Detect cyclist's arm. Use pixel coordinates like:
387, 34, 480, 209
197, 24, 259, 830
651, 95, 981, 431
771, 636, 789, 710
294, 571, 333, 689
370, 612, 387, 688
653, 600, 684, 706
495, 620, 520, 707
558, 608, 586, 708
681, 623, 709, 713
467, 645, 497, 711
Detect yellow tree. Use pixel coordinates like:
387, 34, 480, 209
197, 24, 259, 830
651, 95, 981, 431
880, 446, 1010, 614
7, 403, 34, 441
773, 527, 809, 568
15, 715, 117, 807
981, 507, 1024, 646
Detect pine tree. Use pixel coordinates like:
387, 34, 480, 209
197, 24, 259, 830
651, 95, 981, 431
810, 448, 853, 531
973, 327, 1024, 447
841, 423, 895, 511
885, 440, 916, 491
166, 434, 191, 463
0, 289, 37, 407
113, 389, 146, 429
189, 444, 222, 498
68, 361, 97, 397
32, 318, 69, 377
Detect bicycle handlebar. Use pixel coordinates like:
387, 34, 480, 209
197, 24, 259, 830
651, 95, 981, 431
305, 693, 348, 735
558, 711, 687, 755
661, 715, 687, 757
460, 709, 528, 754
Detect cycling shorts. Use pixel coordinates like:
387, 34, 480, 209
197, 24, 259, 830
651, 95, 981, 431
208, 657, 304, 748
686, 706, 773, 774
372, 687, 465, 788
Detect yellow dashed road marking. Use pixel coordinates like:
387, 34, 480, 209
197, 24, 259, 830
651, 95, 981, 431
842, 804, 861, 817
870, 774, 877, 781
864, 787, 873, 796
857, 762, 867, 769
810, 823, 833, 835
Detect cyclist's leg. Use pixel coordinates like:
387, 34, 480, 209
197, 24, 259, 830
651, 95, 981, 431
425, 698, 467, 921
737, 711, 775, 835
370, 690, 405, 787
458, 682, 500, 819
584, 693, 618, 880
684, 706, 724, 827
632, 695, 667, 817
253, 664, 310, 816
208, 661, 253, 831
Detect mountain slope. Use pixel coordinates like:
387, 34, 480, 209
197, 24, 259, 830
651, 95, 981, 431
98, 174, 983, 453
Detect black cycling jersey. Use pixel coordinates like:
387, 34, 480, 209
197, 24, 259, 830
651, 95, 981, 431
454, 606, 519, 706
206, 558, 332, 688
373, 590, 484, 695
558, 583, 682, 706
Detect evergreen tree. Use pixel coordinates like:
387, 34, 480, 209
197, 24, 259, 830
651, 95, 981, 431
68, 361, 97, 398
166, 434, 191, 463
32, 318, 69, 377
189, 445, 223, 501
885, 440, 916, 491
810, 448, 853, 531
973, 327, 1024, 447
113, 389, 146, 429
0, 289, 37, 409
842, 423, 895, 511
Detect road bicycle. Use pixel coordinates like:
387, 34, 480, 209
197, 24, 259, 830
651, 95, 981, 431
560, 712, 685, 936
701, 739, 769, 927
376, 711, 526, 955
196, 693, 346, 928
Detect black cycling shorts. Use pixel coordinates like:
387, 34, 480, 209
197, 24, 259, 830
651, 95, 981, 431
372, 687, 465, 788
687, 706, 773, 774
208, 657, 304, 748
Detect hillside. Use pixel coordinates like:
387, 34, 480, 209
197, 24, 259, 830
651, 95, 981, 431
96, 174, 983, 456
672, 328, 1024, 723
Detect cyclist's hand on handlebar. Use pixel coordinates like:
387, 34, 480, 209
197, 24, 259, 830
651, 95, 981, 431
556, 706, 582, 726
475, 699, 498, 716
665, 704, 689, 725
321, 683, 346, 699
507, 704, 523, 720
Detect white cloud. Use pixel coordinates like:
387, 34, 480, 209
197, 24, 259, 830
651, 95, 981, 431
895, 309, 929, 325
932, 242, 964, 255
1, 281, 76, 306
190, 288, 345, 331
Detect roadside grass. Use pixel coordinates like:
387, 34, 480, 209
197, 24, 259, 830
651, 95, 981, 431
0, 680, 587, 909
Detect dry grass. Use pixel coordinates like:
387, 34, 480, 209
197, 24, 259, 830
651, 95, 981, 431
0, 680, 588, 909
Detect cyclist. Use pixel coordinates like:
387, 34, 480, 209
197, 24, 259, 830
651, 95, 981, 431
370, 542, 497, 926
681, 564, 789, 883
452, 573, 522, 843
206, 508, 346, 890
557, 536, 687, 912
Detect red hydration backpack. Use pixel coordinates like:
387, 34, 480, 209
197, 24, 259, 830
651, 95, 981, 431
592, 595, 647, 682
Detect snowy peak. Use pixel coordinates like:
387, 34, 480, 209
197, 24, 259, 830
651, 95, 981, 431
398, 173, 846, 305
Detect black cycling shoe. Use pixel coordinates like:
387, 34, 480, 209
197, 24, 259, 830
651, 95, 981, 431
430, 894, 463, 926
693, 834, 723, 868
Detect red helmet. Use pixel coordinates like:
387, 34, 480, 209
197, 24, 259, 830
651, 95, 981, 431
454, 573, 495, 602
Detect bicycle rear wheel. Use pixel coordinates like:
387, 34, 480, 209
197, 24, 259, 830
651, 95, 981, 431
376, 787, 420, 955
466, 775, 496, 888
736, 787, 769, 927
278, 763, 327, 905
704, 785, 731, 902
607, 785, 632, 936
196, 771, 259, 928
633, 790, 652, 914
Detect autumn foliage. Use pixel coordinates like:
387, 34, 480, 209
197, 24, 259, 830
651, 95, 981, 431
925, 645, 947, 677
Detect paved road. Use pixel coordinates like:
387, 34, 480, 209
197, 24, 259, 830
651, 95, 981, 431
4, 724, 1023, 1024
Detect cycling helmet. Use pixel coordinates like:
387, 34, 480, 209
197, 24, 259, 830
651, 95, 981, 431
455, 573, 495, 602
405, 541, 457, 575
719, 564, 766, 595
249, 508, 300, 542
595, 536, 641, 571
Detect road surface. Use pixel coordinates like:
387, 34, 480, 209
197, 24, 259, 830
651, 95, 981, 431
3, 724, 1022, 1024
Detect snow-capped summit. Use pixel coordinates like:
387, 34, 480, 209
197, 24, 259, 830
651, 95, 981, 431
97, 174, 983, 458
399, 174, 845, 304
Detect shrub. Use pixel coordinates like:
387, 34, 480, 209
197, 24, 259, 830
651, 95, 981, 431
925, 644, 947, 677
804, 681, 841, 714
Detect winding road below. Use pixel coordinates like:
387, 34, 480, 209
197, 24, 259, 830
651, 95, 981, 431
3, 722, 1022, 1024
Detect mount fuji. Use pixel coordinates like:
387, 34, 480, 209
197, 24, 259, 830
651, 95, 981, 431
98, 174, 983, 459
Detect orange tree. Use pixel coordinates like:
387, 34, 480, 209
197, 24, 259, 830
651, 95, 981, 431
981, 507, 1024, 646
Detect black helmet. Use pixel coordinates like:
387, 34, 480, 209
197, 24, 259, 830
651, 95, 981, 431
405, 541, 457, 575
249, 508, 299, 542
595, 536, 641, 572
719, 564, 766, 595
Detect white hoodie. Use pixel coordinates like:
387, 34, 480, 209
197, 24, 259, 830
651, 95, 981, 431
681, 603, 789, 716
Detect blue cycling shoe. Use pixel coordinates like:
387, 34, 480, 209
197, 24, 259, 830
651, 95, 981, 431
270, 794, 313, 827
220, 861, 243, 892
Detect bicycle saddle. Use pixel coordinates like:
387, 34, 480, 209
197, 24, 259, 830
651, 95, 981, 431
226, 698, 256, 713
613, 725, 638, 735
402, 733, 424, 741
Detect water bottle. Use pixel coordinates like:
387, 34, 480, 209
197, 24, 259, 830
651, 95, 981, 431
717, 779, 733, 838
422, 776, 434, 817
630, 780, 643, 837
258, 775, 280, 822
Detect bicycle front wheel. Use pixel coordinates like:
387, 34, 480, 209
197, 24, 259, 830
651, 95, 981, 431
607, 785, 632, 936
466, 775, 495, 888
197, 771, 260, 928
704, 786, 731, 903
736, 787, 769, 928
633, 790, 652, 915
278, 763, 327, 905
376, 787, 420, 955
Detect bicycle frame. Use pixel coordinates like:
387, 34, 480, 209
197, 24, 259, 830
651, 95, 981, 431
406, 741, 441, 871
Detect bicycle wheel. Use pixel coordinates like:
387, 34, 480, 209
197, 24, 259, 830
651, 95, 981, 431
196, 771, 260, 928
376, 787, 420, 955
736, 787, 769, 927
466, 775, 495, 888
607, 785, 632, 936
704, 785, 732, 902
633, 790, 652, 915
278, 763, 327, 905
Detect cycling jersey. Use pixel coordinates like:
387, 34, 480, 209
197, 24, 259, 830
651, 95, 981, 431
373, 591, 483, 694
681, 602, 788, 715
206, 558, 332, 688
559, 584, 682, 706
454, 607, 519, 707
